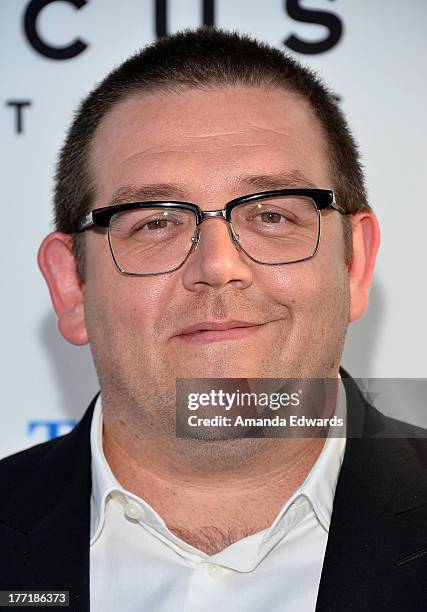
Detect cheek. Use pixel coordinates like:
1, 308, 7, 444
253, 215, 347, 309
256, 263, 318, 310
257, 251, 349, 321
84, 237, 176, 344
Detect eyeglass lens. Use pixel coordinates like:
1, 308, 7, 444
108, 195, 319, 275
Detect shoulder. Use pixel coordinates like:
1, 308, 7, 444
341, 367, 427, 446
0, 437, 66, 505
364, 399, 427, 463
374, 406, 427, 470
0, 396, 98, 510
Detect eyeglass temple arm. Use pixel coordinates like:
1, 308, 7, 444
329, 193, 347, 215
76, 212, 95, 232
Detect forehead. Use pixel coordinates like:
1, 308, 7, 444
89, 86, 330, 205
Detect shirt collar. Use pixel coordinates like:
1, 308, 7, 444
91, 396, 175, 546
277, 375, 347, 533
90, 376, 346, 547
90, 395, 118, 544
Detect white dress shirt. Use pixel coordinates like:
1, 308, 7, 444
90, 379, 347, 612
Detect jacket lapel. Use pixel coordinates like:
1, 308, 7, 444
315, 373, 427, 610
0, 397, 96, 611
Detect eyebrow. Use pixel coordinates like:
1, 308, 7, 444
237, 170, 317, 192
109, 170, 318, 204
110, 183, 189, 204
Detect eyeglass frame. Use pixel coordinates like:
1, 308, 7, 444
76, 188, 346, 277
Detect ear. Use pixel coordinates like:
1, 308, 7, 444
38, 232, 88, 345
348, 211, 381, 322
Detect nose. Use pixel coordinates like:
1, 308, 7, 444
181, 216, 253, 291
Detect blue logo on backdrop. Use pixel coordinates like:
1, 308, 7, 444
28, 420, 76, 441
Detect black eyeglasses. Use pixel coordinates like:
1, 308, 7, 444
76, 189, 345, 276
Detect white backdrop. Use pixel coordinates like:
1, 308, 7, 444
1, 0, 426, 459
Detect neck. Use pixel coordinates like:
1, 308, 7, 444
102, 421, 326, 554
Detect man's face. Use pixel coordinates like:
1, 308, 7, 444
83, 86, 350, 419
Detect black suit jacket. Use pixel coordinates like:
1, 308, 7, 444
1, 371, 426, 611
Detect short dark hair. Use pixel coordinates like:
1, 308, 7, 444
54, 27, 370, 279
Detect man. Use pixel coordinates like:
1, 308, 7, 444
1, 28, 426, 611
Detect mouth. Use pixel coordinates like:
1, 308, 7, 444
175, 320, 266, 344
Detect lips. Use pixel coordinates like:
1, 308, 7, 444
177, 320, 260, 335
175, 320, 265, 343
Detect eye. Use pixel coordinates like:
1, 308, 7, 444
247, 206, 295, 226
142, 218, 171, 230
131, 213, 183, 234
258, 211, 286, 224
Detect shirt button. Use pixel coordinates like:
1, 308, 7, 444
123, 500, 143, 521
205, 564, 224, 581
